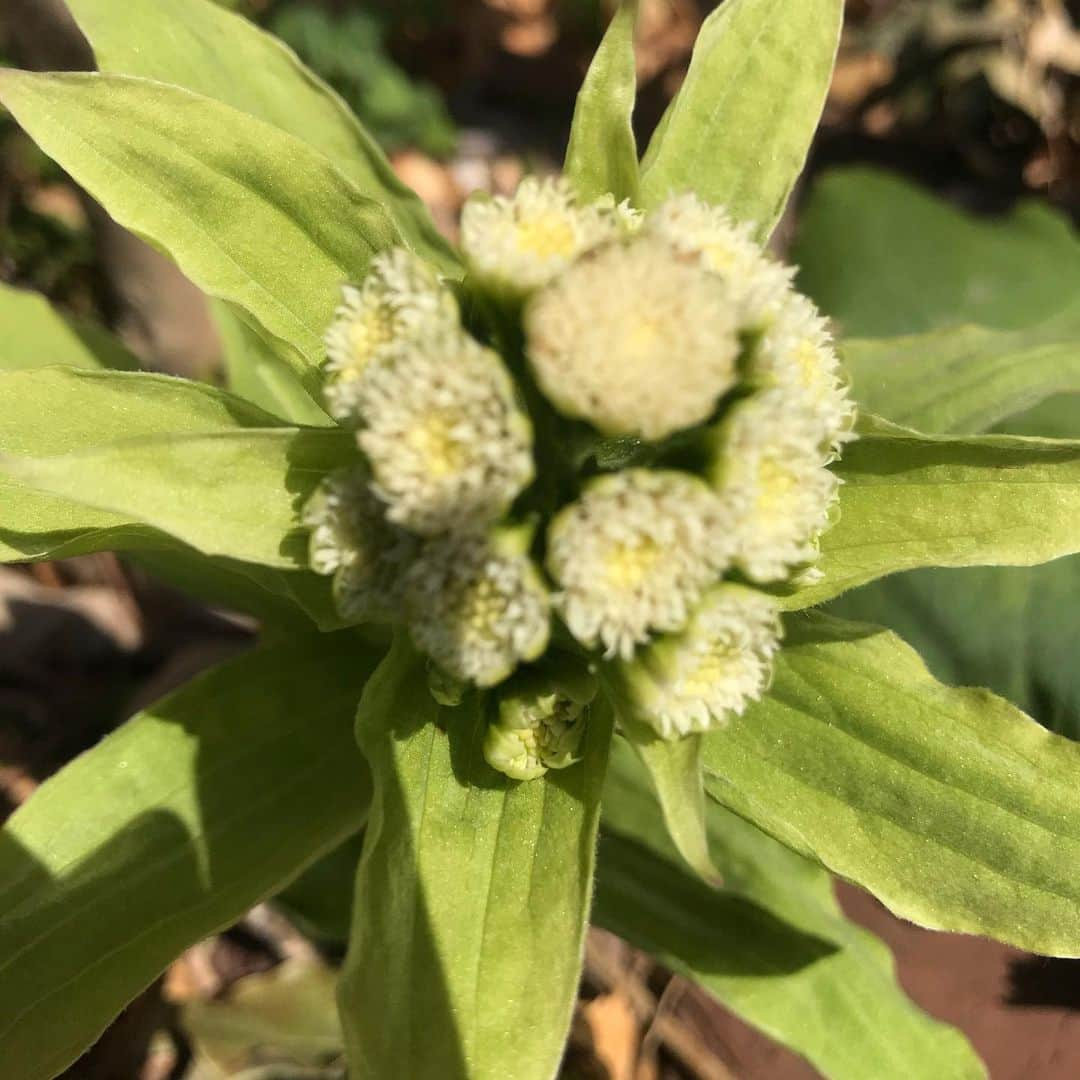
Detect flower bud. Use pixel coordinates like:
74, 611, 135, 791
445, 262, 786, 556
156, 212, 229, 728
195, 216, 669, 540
645, 193, 793, 327
525, 235, 741, 441
302, 466, 418, 623
547, 469, 732, 659
406, 523, 551, 687
748, 292, 856, 458
707, 391, 839, 583
461, 177, 619, 294
609, 585, 782, 739
356, 330, 535, 536
322, 248, 458, 423
483, 664, 597, 780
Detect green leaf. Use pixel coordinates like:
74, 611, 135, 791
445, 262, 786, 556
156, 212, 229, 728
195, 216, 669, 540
128, 546, 335, 632
564, 0, 640, 204
598, 741, 984, 1079
701, 612, 1080, 956
794, 170, 1080, 741
838, 307, 1080, 435
0, 633, 380, 1080
0, 70, 402, 385
639, 0, 843, 237
0, 281, 138, 372
619, 716, 721, 885
4, 427, 354, 569
829, 398, 1080, 742
339, 635, 613, 1080
784, 425, 1080, 609
213, 301, 334, 426
64, 0, 458, 276
794, 167, 1080, 338
0, 367, 288, 564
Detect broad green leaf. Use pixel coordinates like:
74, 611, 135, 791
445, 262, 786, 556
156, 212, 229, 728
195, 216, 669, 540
830, 398, 1080, 741
0, 634, 379, 1080
0, 367, 287, 564
795, 168, 1080, 338
0, 70, 402, 385
619, 717, 721, 885
598, 742, 984, 1079
129, 547, 337, 632
213, 301, 334, 427
564, 0, 640, 204
339, 635, 613, 1080
3, 427, 354, 569
839, 307, 1080, 435
0, 281, 137, 372
639, 0, 843, 236
794, 170, 1080, 741
64, 0, 458, 276
784, 425, 1080, 609
702, 612, 1080, 956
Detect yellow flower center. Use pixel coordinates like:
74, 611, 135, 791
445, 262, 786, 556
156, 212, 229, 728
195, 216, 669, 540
515, 213, 578, 260
702, 240, 738, 274
344, 307, 395, 377
604, 538, 662, 590
794, 339, 826, 393
754, 457, 797, 521
459, 576, 503, 637
621, 315, 664, 359
404, 412, 465, 478
680, 644, 740, 699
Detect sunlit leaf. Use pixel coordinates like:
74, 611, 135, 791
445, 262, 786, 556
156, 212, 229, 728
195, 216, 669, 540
702, 612, 1080, 956
639, 0, 842, 236
339, 635, 612, 1080
565, 0, 640, 204
0, 70, 402, 385
0, 634, 379, 1080
65, 0, 458, 275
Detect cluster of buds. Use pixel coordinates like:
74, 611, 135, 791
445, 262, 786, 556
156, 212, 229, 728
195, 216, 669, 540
304, 178, 854, 777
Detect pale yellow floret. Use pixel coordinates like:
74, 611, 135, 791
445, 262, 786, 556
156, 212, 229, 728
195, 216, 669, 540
525, 236, 741, 440
406, 526, 551, 687
302, 466, 418, 623
646, 193, 794, 327
612, 585, 782, 739
708, 390, 840, 583
547, 469, 733, 659
749, 292, 857, 458
322, 248, 458, 423
460, 177, 620, 293
356, 330, 535, 536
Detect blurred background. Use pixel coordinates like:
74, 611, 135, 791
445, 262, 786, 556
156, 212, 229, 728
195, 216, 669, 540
2, 1, 1080, 1077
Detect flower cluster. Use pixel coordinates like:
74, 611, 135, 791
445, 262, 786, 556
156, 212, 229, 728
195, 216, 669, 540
305, 177, 854, 777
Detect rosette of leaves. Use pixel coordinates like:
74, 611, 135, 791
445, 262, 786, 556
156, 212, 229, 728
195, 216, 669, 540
3, 2, 1080, 1079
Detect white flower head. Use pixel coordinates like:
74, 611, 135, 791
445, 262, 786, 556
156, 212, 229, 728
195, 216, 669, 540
483, 668, 596, 780
750, 292, 857, 458
461, 176, 620, 293
322, 248, 459, 423
709, 390, 840, 583
302, 466, 419, 623
356, 330, 535, 536
406, 525, 552, 688
646, 193, 794, 327
547, 469, 732, 660
525, 235, 741, 440
613, 585, 782, 739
